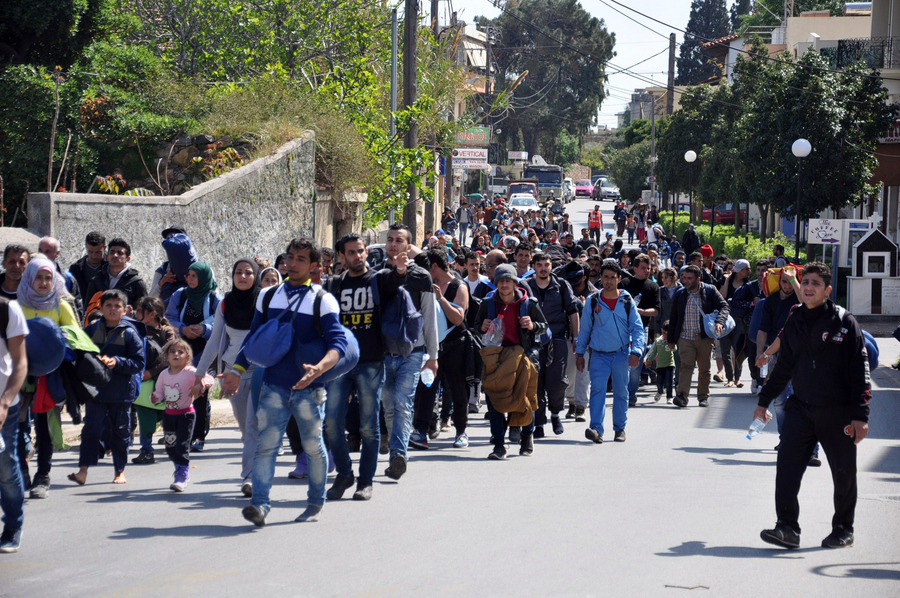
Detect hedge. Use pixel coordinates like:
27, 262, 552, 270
658, 212, 797, 265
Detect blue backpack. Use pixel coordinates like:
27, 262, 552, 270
371, 277, 424, 358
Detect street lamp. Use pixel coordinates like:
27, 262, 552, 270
791, 138, 812, 261
684, 150, 697, 224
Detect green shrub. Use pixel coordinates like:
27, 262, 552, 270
659, 211, 795, 263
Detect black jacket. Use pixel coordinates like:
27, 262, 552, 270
85, 264, 149, 308
69, 256, 105, 299
758, 300, 870, 422
668, 283, 729, 344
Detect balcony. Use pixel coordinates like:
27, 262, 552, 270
829, 37, 900, 69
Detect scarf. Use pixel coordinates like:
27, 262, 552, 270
223, 258, 259, 330
18, 258, 67, 312
184, 261, 217, 316
259, 267, 283, 287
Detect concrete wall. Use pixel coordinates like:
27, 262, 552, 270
28, 135, 319, 289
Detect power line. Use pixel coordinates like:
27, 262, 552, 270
603, 0, 900, 82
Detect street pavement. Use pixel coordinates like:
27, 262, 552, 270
3, 334, 899, 596
3, 198, 899, 596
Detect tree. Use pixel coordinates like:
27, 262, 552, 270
0, 0, 109, 67
729, 0, 752, 32
676, 0, 730, 85
480, 0, 614, 159
580, 145, 606, 171
607, 140, 651, 202
622, 119, 652, 147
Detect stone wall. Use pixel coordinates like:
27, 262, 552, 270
27, 135, 320, 288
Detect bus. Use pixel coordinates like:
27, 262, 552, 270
523, 164, 564, 202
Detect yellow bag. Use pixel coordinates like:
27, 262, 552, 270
762, 266, 803, 297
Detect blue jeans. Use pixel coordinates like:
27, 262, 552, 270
588, 350, 630, 436
381, 350, 424, 460
1, 402, 25, 534
627, 327, 649, 402
326, 360, 384, 485
252, 383, 328, 512
458, 222, 469, 244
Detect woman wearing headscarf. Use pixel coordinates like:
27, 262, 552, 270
165, 261, 220, 451
16, 258, 79, 498
195, 259, 259, 495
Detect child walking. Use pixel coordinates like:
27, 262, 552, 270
645, 321, 677, 404
151, 339, 211, 492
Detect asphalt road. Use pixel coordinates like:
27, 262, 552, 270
3, 333, 899, 597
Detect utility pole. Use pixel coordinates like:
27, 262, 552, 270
424, 0, 439, 235
389, 8, 399, 224
666, 33, 676, 115
402, 0, 419, 241
650, 94, 656, 204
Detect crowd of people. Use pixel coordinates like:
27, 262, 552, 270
0, 194, 872, 551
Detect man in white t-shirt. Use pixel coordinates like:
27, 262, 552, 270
0, 297, 29, 553
464, 252, 488, 294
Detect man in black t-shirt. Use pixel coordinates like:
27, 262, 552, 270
619, 254, 660, 406
323, 234, 386, 502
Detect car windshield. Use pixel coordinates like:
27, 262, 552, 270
576, 180, 591, 186
511, 197, 536, 207
509, 183, 534, 194
601, 180, 616, 188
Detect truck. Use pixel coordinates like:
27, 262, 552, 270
507, 179, 539, 200
523, 164, 564, 202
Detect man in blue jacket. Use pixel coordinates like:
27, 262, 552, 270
68, 290, 145, 485
223, 238, 348, 527
575, 261, 644, 443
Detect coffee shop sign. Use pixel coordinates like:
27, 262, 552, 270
807, 219, 842, 244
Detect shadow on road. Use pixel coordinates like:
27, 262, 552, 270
809, 562, 900, 580
656, 540, 814, 559
109, 523, 263, 540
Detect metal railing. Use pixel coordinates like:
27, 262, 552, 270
834, 37, 900, 69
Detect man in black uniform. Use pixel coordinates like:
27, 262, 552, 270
755, 262, 870, 550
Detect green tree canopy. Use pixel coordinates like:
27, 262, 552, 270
607, 139, 651, 202
478, 0, 615, 160
676, 0, 731, 85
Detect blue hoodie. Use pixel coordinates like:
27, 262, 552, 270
575, 289, 645, 356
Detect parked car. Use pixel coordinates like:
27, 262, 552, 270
701, 203, 748, 225
563, 177, 574, 203
597, 179, 620, 201
574, 179, 593, 197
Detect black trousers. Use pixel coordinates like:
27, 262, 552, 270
164, 411, 196, 467
775, 399, 858, 534
190, 389, 211, 442
535, 338, 569, 427
438, 339, 469, 435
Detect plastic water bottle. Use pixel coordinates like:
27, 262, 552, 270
747, 411, 772, 440
0, 434, 5, 453
420, 368, 435, 388
760, 361, 769, 379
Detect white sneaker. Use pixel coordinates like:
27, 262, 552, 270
751, 380, 759, 395
654, 392, 663, 402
